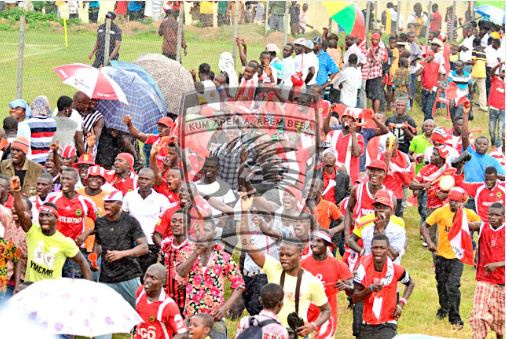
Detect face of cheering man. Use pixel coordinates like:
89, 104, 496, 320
371, 238, 389, 266
488, 205, 505, 228
279, 242, 301, 273
367, 167, 386, 186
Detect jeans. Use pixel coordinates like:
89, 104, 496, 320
417, 190, 427, 225
435, 256, 464, 324
104, 277, 141, 308
242, 273, 268, 315
421, 89, 437, 121
410, 73, 417, 99
489, 108, 505, 148
359, 323, 397, 339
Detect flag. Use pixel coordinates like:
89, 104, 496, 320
448, 208, 474, 265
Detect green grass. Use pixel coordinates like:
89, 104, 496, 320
1, 23, 495, 339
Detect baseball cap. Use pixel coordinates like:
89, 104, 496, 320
366, 159, 387, 172
312, 36, 323, 44
77, 153, 95, 166
157, 117, 174, 128
265, 43, 280, 54
103, 190, 123, 202
293, 38, 306, 46
431, 38, 444, 47
373, 189, 394, 209
106, 11, 116, 20
304, 40, 315, 49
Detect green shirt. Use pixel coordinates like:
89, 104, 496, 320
409, 133, 432, 173
25, 225, 79, 282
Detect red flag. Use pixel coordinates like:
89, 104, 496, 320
448, 208, 474, 265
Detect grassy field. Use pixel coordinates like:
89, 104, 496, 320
1, 23, 496, 338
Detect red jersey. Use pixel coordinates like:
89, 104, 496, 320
106, 171, 139, 195
47, 192, 98, 240
135, 287, 187, 339
161, 236, 193, 310
354, 255, 410, 325
146, 135, 169, 171
326, 130, 364, 184
352, 182, 390, 220
154, 180, 180, 205
415, 163, 461, 209
154, 205, 180, 239
464, 182, 505, 222
488, 76, 505, 110
381, 152, 413, 199
301, 255, 352, 338
490, 149, 506, 168
477, 223, 505, 285
421, 61, 440, 90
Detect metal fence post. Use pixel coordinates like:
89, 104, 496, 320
103, 18, 111, 66
16, 15, 25, 99
396, 0, 400, 34
283, 1, 289, 46
264, 0, 269, 35
232, 0, 239, 65
176, 1, 184, 63
425, 1, 432, 43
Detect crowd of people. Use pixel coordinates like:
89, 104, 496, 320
0, 3, 506, 339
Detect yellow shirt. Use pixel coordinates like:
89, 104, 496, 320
200, 1, 214, 14
25, 225, 79, 282
425, 205, 480, 259
390, 48, 400, 78
262, 255, 328, 327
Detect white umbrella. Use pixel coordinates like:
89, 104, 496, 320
7, 278, 142, 337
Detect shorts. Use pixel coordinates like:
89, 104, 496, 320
366, 77, 383, 100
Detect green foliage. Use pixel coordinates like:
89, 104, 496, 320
0, 8, 81, 29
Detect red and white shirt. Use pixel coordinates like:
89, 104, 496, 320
105, 171, 139, 195
352, 182, 390, 221
354, 255, 410, 325
145, 135, 168, 171
135, 287, 187, 339
47, 192, 98, 240
464, 182, 505, 222
414, 163, 462, 209
490, 148, 506, 168
326, 130, 364, 184
477, 223, 505, 285
488, 76, 505, 110
381, 152, 414, 200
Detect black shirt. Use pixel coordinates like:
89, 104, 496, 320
95, 212, 145, 283
386, 114, 417, 154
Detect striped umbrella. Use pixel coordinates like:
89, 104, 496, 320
324, 1, 365, 40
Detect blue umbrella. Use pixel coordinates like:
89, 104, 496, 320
110, 61, 167, 114
475, 4, 505, 25
97, 67, 165, 134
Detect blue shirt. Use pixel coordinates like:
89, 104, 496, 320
464, 145, 505, 182
315, 50, 339, 86
128, 1, 143, 12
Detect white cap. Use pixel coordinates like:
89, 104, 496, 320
293, 38, 306, 46
103, 190, 123, 202
265, 43, 280, 54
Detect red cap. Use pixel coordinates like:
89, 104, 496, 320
158, 117, 174, 128
366, 159, 387, 172
423, 50, 435, 57
116, 153, 134, 171
373, 189, 394, 209
61, 145, 77, 159
77, 153, 95, 166
371, 32, 381, 40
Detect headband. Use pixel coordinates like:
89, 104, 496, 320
39, 205, 59, 217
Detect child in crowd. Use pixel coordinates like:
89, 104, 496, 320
188, 313, 213, 339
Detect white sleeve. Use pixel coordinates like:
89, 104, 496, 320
71, 110, 83, 132
122, 193, 130, 212
354, 263, 366, 285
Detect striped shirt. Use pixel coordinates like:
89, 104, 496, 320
448, 70, 471, 100
82, 110, 103, 157
23, 116, 57, 164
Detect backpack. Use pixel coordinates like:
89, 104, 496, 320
236, 316, 279, 339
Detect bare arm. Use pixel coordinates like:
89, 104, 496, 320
74, 131, 85, 156
350, 128, 361, 157
420, 221, 437, 252
239, 205, 266, 268
372, 114, 389, 136
347, 233, 364, 254
71, 250, 93, 280
149, 144, 164, 187
176, 247, 203, 278
92, 117, 104, 145
10, 178, 31, 232
322, 108, 333, 135
344, 185, 358, 244
462, 102, 471, 151
123, 115, 148, 143
236, 38, 247, 67
109, 40, 121, 60
88, 39, 99, 59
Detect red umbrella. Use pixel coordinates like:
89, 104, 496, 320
53, 63, 128, 104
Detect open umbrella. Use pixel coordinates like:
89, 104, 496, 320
135, 54, 195, 115
54, 63, 128, 104
7, 278, 142, 337
475, 4, 505, 25
110, 60, 167, 113
97, 66, 166, 133
324, 1, 365, 41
